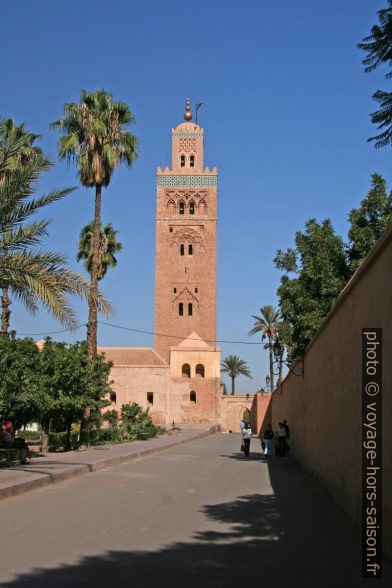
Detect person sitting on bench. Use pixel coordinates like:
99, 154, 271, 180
1, 421, 29, 464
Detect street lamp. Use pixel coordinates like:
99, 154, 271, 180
272, 344, 304, 378
259, 375, 272, 395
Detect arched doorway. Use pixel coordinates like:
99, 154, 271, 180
242, 409, 250, 424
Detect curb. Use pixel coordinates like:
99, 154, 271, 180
0, 425, 220, 501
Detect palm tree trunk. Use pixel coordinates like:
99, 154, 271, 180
231, 376, 235, 395
269, 336, 274, 391
87, 184, 102, 358
0, 286, 11, 337
81, 184, 102, 445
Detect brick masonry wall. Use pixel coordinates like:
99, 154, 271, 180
270, 226, 392, 558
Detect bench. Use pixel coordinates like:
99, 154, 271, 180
0, 448, 21, 465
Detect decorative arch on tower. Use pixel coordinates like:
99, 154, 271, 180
165, 198, 176, 213
198, 198, 208, 215
170, 228, 204, 249
172, 287, 199, 316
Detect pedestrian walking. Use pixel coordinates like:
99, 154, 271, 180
262, 424, 274, 457
276, 422, 287, 456
240, 418, 246, 452
242, 422, 252, 456
283, 419, 290, 453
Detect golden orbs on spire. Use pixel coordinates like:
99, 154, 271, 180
184, 98, 192, 121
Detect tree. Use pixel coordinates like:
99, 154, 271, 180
274, 219, 349, 358
0, 336, 113, 447
52, 90, 137, 444
347, 173, 392, 273
0, 118, 47, 187
77, 221, 122, 280
0, 120, 105, 336
272, 321, 292, 386
0, 118, 46, 334
248, 305, 280, 391
358, 1, 392, 148
221, 355, 252, 395
51, 90, 139, 358
0, 336, 45, 429
39, 339, 112, 448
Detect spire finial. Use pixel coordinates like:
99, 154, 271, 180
184, 98, 192, 121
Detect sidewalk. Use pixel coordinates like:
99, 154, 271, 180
0, 424, 219, 500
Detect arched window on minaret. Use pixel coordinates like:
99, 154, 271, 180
188, 244, 193, 255
196, 364, 205, 378
179, 302, 184, 316
180, 155, 185, 167
182, 364, 191, 378
188, 303, 193, 316
190, 155, 195, 168
189, 201, 195, 215
179, 201, 185, 215
180, 244, 184, 256
190, 391, 197, 403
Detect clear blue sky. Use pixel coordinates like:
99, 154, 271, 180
1, 0, 390, 393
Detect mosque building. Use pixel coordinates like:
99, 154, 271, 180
98, 101, 253, 428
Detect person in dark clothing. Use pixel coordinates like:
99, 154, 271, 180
262, 424, 274, 456
0, 421, 29, 464
283, 419, 290, 452
276, 422, 287, 456
242, 422, 252, 456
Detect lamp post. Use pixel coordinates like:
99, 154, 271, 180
272, 344, 304, 378
259, 375, 272, 395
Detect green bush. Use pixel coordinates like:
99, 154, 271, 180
102, 409, 119, 428
120, 403, 163, 441
48, 431, 79, 447
15, 430, 41, 442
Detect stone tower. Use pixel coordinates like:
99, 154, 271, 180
154, 100, 218, 362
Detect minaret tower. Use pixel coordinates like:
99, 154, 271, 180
154, 100, 218, 362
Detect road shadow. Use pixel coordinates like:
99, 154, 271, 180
2, 453, 391, 587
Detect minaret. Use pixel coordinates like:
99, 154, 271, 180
154, 100, 218, 362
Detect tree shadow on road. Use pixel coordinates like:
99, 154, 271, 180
2, 454, 391, 588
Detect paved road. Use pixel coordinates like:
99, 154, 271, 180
0, 434, 390, 587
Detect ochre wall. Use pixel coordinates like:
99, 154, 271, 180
106, 357, 221, 426
271, 226, 392, 558
170, 348, 220, 379
251, 393, 272, 436
217, 395, 253, 433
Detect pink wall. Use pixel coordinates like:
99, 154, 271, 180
271, 226, 392, 558
251, 393, 272, 435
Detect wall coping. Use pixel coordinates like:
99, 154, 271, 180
110, 364, 169, 369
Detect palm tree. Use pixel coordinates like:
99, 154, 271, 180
358, 1, 392, 148
221, 355, 252, 395
51, 90, 139, 358
0, 118, 47, 185
0, 120, 108, 336
248, 305, 281, 391
0, 118, 48, 334
77, 222, 122, 281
